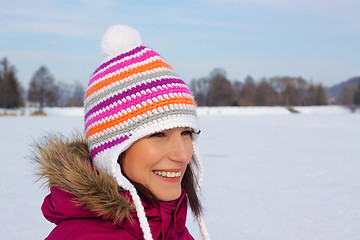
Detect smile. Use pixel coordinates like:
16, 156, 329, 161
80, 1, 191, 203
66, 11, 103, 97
153, 170, 181, 178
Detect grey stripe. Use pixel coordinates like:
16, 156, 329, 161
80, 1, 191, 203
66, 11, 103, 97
89, 107, 197, 147
85, 68, 179, 110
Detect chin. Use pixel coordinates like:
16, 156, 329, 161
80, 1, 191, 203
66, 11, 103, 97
155, 188, 181, 202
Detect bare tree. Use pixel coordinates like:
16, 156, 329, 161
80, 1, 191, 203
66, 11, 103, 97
305, 83, 327, 105
232, 80, 243, 106
189, 77, 210, 106
56, 81, 72, 107
28, 66, 59, 111
254, 79, 278, 105
238, 76, 256, 106
67, 81, 85, 107
335, 85, 356, 105
207, 69, 235, 106
269, 76, 308, 106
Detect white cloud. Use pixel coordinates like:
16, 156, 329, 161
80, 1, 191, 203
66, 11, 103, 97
0, 49, 100, 85
207, 0, 360, 8
0, 0, 117, 37
206, 0, 360, 22
0, 49, 97, 62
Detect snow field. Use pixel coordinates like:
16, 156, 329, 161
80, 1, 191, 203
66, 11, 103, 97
191, 113, 360, 239
0, 106, 359, 239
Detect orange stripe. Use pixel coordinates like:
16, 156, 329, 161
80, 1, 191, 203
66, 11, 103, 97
85, 59, 172, 99
86, 95, 195, 138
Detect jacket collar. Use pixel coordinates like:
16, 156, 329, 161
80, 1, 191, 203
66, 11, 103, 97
34, 135, 133, 223
35, 135, 189, 239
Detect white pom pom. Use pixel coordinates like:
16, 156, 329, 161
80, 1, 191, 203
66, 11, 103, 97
100, 25, 142, 59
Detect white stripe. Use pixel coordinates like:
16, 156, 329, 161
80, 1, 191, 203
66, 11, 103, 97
91, 47, 151, 79
129, 188, 153, 240
89, 54, 163, 89
85, 82, 192, 128
85, 66, 174, 107
87, 106, 197, 143
197, 215, 211, 240
89, 131, 130, 151
85, 98, 195, 136
86, 54, 165, 100
84, 73, 182, 117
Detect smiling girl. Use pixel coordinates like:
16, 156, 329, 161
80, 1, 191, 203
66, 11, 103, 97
34, 25, 210, 240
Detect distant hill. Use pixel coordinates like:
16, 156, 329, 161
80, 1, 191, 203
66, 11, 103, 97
326, 76, 360, 99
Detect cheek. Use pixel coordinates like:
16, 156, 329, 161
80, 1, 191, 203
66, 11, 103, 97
122, 150, 142, 181
122, 145, 161, 181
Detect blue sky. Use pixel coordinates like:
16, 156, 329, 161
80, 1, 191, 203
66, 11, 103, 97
1, 0, 359, 88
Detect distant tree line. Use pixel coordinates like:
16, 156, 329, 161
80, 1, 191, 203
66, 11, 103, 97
1, 58, 360, 110
0, 57, 85, 111
190, 68, 360, 107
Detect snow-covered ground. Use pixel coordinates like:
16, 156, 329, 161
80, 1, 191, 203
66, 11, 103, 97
0, 106, 359, 239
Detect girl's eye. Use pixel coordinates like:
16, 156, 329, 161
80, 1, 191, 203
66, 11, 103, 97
149, 132, 165, 138
181, 130, 193, 137
182, 129, 201, 138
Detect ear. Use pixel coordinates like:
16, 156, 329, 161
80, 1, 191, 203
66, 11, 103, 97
117, 152, 126, 167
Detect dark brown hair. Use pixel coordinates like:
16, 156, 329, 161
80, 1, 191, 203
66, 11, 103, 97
118, 154, 203, 218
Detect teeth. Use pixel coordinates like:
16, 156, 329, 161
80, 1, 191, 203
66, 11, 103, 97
154, 170, 181, 178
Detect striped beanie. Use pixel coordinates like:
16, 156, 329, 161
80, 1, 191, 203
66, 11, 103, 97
84, 25, 209, 240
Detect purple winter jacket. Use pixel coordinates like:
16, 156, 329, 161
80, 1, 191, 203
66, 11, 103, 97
42, 188, 193, 240
35, 137, 195, 240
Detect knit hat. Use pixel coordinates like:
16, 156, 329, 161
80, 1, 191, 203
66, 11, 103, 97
84, 25, 209, 240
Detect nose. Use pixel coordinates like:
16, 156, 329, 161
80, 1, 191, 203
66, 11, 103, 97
167, 133, 193, 164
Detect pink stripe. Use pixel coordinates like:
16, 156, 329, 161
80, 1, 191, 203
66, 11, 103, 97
88, 50, 159, 86
91, 46, 146, 77
90, 134, 130, 159
85, 85, 192, 130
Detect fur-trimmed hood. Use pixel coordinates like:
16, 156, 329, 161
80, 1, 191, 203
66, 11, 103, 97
33, 135, 206, 240
33, 135, 134, 223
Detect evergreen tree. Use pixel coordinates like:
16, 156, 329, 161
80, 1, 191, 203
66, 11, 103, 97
0, 58, 23, 108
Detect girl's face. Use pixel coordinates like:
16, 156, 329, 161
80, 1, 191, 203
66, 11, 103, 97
122, 127, 194, 201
